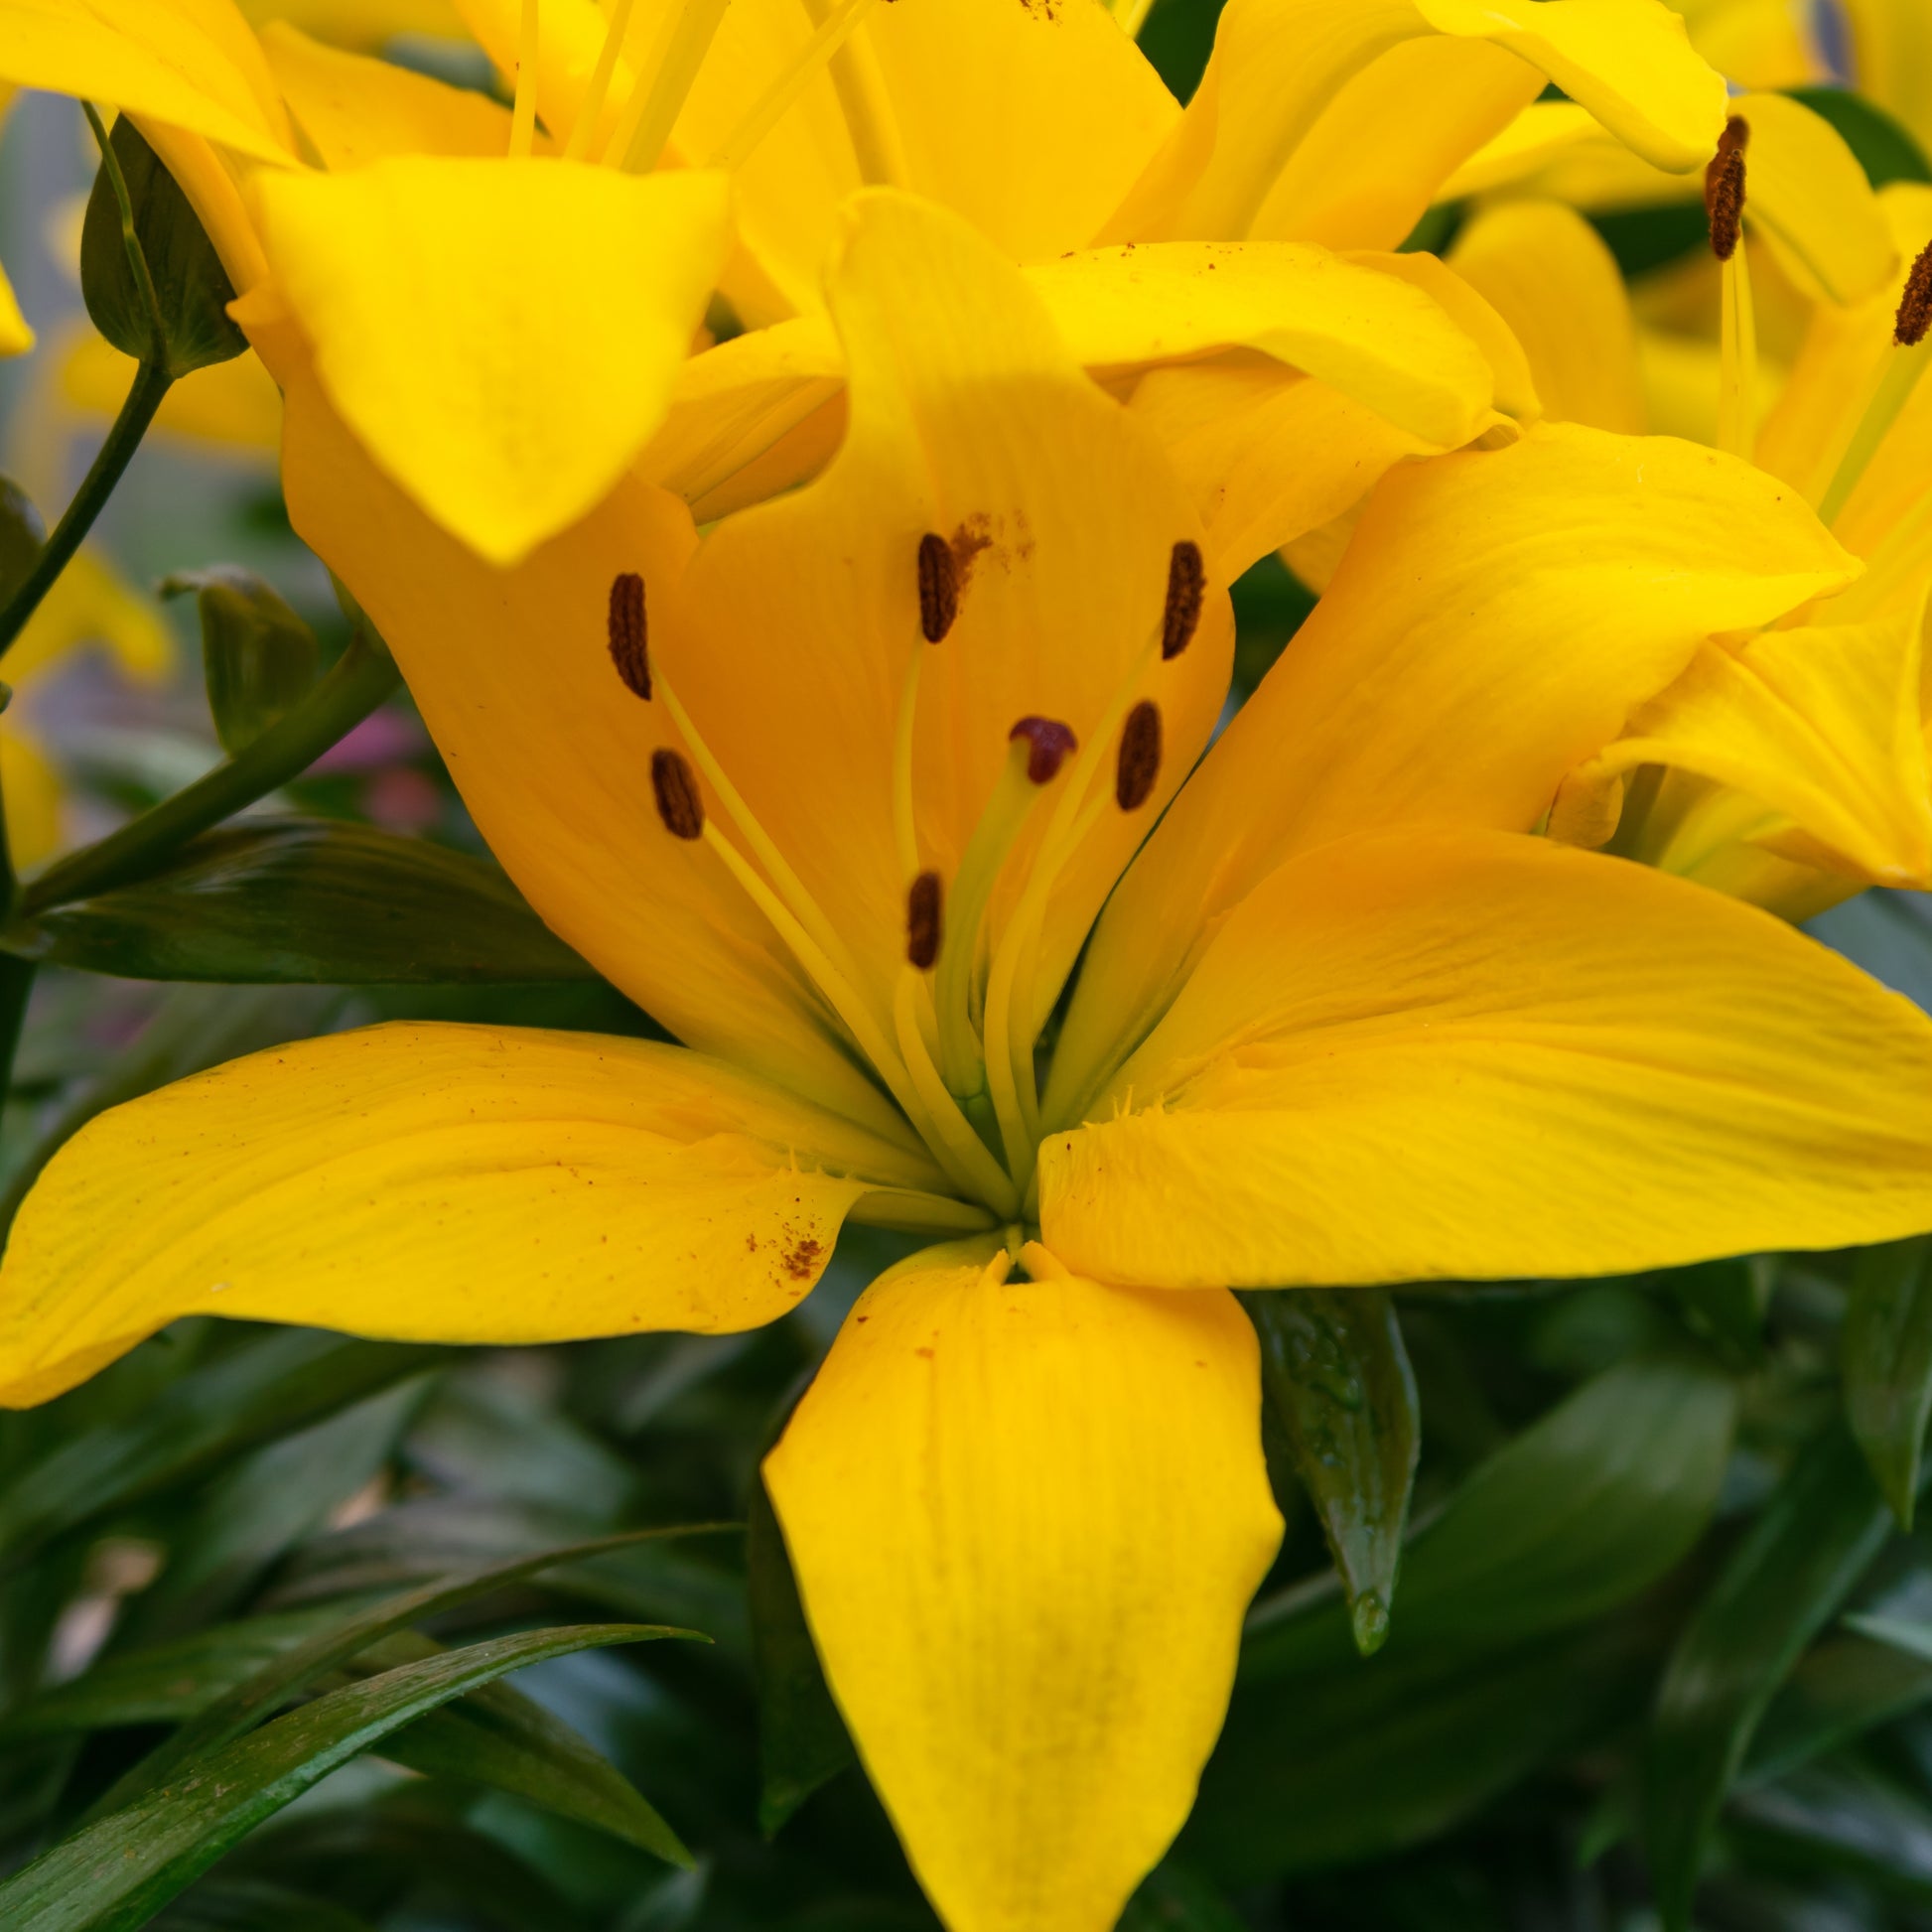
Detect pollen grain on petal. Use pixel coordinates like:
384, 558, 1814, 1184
1116, 700, 1162, 811
608, 571, 651, 700
1897, 242, 1932, 347
1010, 715, 1078, 783
650, 747, 704, 839
906, 869, 943, 969
1705, 116, 1748, 263
918, 531, 959, 643
1163, 540, 1205, 660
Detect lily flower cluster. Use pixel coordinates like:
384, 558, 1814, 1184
3, 0, 1932, 1926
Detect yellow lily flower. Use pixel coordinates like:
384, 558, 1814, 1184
1838, 0, 1932, 157
7, 192, 1932, 1930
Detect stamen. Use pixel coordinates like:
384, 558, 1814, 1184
1817, 240, 1932, 525
1705, 116, 1747, 263
608, 571, 650, 699
608, 0, 734, 172
918, 531, 958, 643
705, 0, 886, 172
1010, 716, 1077, 784
509, 0, 541, 159
906, 870, 942, 969
1115, 701, 1162, 811
1898, 241, 1932, 348
650, 747, 704, 839
564, 0, 639, 162
1162, 540, 1204, 660
893, 970, 1023, 1217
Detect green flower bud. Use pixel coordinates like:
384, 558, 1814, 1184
163, 567, 321, 756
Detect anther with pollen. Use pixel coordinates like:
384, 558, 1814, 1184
650, 748, 704, 839
918, 532, 959, 643
608, 572, 651, 700
1116, 701, 1162, 811
1705, 116, 1748, 262
1898, 242, 1932, 347
1010, 715, 1078, 784
906, 870, 942, 969
1163, 540, 1204, 659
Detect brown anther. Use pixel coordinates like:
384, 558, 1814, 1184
906, 870, 942, 969
918, 532, 959, 643
1009, 716, 1078, 784
1897, 242, 1932, 347
1162, 540, 1204, 660
608, 572, 650, 700
650, 748, 704, 839
1116, 701, 1162, 811
1705, 116, 1748, 263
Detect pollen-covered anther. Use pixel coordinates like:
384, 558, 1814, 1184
1705, 116, 1748, 263
906, 870, 943, 969
1009, 715, 1078, 783
1896, 242, 1932, 347
1116, 701, 1162, 811
917, 532, 959, 643
650, 747, 704, 839
608, 571, 651, 700
1163, 540, 1204, 660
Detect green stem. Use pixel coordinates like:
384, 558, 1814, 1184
0, 954, 37, 1155
22, 626, 401, 915
0, 358, 172, 664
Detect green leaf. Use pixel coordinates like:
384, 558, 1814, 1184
1786, 87, 1932, 189
13, 819, 598, 984
371, 1640, 688, 1863
91, 1525, 717, 1817
0, 479, 44, 602
1645, 1422, 1893, 1932
1843, 1235, 1932, 1527
0, 1624, 668, 1932
748, 1470, 851, 1834
150, 1878, 381, 1932
1118, 1863, 1249, 1930
162, 569, 320, 757
1669, 1256, 1773, 1362
0, 1330, 442, 1569
1245, 1353, 1736, 1680
1244, 1289, 1419, 1656
1728, 1764, 1932, 1904
1745, 1632, 1932, 1786
80, 116, 245, 376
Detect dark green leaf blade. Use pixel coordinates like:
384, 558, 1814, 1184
1244, 1288, 1419, 1655
748, 1470, 851, 1834
0, 1624, 667, 1932
1843, 1234, 1932, 1526
1645, 1422, 1893, 1932
17, 819, 597, 984
80, 117, 245, 375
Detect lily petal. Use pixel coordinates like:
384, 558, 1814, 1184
251, 156, 730, 565
0, 1021, 956, 1409
0, 0, 293, 161
1046, 424, 1857, 1124
765, 1238, 1282, 1932
1839, 0, 1932, 157
1566, 606, 1932, 888
1039, 830, 1932, 1286
2, 728, 64, 873
0, 256, 30, 358
1449, 200, 1645, 433
278, 361, 910, 1139
6, 546, 172, 687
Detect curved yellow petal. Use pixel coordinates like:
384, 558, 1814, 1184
252, 157, 731, 565
1449, 200, 1644, 433
261, 20, 518, 167
1730, 92, 1897, 308
1839, 0, 1932, 156
1039, 830, 1932, 1286
278, 361, 909, 1139
59, 326, 282, 452
1574, 607, 1932, 888
666, 190, 1232, 1036
0, 0, 293, 162
0, 255, 31, 358
0, 1021, 953, 1409
1674, 0, 1824, 89
239, 0, 468, 47
2, 727, 65, 873
1104, 0, 1723, 244
765, 1240, 1282, 1932
1045, 423, 1857, 1124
